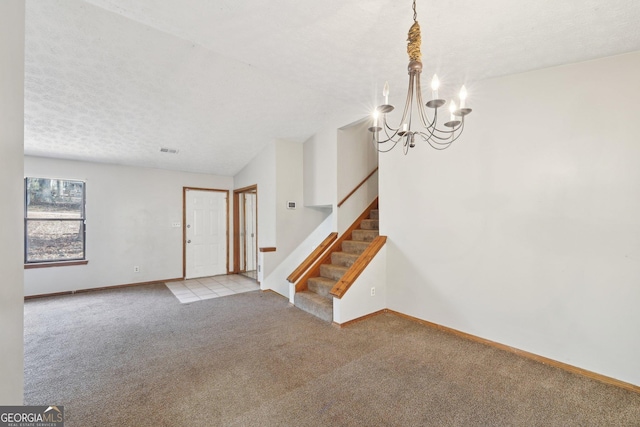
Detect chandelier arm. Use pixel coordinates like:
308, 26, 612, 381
427, 131, 459, 141
376, 133, 399, 144
373, 126, 402, 146
422, 128, 457, 143
416, 132, 453, 145
383, 114, 399, 134
426, 140, 454, 150
430, 120, 467, 145
377, 115, 401, 143
415, 132, 454, 150
372, 133, 401, 152
417, 101, 439, 143
427, 119, 466, 140
397, 73, 416, 130
403, 133, 413, 155
372, 114, 394, 144
415, 73, 436, 130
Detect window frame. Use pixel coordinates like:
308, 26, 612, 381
24, 177, 87, 267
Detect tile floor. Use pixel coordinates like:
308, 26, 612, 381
240, 270, 257, 280
165, 274, 260, 304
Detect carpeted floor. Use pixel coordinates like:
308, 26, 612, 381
24, 284, 640, 426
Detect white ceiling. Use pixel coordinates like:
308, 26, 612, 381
24, 0, 640, 175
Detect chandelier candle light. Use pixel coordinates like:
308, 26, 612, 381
369, 0, 472, 153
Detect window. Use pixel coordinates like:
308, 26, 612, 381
25, 178, 86, 264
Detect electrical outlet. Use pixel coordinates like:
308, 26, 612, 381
133, 266, 140, 273
371, 287, 375, 296
171, 222, 181, 228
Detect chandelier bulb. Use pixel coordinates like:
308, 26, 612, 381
449, 100, 457, 121
383, 81, 390, 105
373, 110, 379, 127
459, 85, 468, 109
431, 74, 440, 100
431, 74, 440, 90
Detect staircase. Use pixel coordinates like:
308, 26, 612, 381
294, 208, 379, 322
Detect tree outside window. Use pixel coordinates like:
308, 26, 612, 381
25, 178, 86, 263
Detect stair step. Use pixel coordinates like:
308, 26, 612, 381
352, 229, 379, 242
307, 277, 336, 300
331, 252, 360, 268
294, 291, 333, 322
320, 263, 348, 281
369, 209, 379, 220
341, 240, 370, 255
360, 219, 379, 230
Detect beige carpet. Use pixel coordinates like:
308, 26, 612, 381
24, 284, 640, 426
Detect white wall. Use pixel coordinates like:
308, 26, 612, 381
260, 141, 332, 294
302, 116, 378, 233
382, 51, 640, 386
270, 214, 334, 300
333, 245, 387, 324
303, 127, 337, 207
234, 141, 277, 280
337, 118, 378, 203
0, 0, 25, 404
275, 140, 331, 261
336, 173, 378, 235
24, 156, 233, 296
336, 119, 379, 233
234, 140, 330, 293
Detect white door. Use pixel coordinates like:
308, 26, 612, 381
185, 189, 227, 279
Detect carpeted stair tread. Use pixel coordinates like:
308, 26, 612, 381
360, 219, 379, 230
294, 291, 333, 322
307, 277, 336, 300
331, 251, 360, 268
341, 240, 370, 255
320, 263, 349, 281
292, 204, 379, 323
352, 229, 379, 242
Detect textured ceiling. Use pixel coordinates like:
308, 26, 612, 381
24, 0, 640, 175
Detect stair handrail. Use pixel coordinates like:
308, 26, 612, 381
337, 167, 378, 208
294, 198, 379, 292
286, 232, 338, 284
330, 235, 387, 298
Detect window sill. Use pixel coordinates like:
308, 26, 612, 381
24, 260, 89, 269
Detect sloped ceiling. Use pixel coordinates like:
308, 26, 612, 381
24, 0, 640, 175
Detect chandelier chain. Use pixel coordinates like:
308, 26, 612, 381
412, 0, 417, 22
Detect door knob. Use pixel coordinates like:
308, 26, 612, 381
187, 240, 191, 243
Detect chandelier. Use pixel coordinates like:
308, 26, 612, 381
369, 0, 472, 153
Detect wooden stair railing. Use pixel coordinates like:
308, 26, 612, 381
330, 235, 386, 298
286, 232, 338, 284
294, 198, 378, 293
337, 167, 378, 208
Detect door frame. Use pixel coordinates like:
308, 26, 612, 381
233, 185, 258, 274
182, 187, 230, 279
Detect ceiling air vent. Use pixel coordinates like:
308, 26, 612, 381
159, 147, 179, 154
